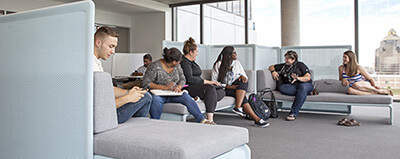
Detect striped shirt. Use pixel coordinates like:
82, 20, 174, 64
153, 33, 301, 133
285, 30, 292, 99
342, 68, 366, 87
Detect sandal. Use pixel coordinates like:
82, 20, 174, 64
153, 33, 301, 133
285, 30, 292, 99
286, 115, 296, 121
311, 89, 319, 95
337, 118, 348, 125
344, 119, 361, 126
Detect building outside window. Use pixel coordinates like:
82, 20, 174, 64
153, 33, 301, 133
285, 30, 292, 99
359, 0, 400, 97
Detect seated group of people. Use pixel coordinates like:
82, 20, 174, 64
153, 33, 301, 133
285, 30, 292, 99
268, 50, 393, 121
93, 26, 392, 128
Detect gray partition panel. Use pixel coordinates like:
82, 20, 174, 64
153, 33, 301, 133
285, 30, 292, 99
0, 1, 94, 158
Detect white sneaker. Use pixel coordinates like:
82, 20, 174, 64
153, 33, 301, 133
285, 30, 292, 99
254, 119, 270, 128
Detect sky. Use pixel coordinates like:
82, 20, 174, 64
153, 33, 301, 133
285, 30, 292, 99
251, 0, 400, 68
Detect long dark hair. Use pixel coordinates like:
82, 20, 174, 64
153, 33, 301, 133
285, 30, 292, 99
343, 50, 358, 77
163, 47, 182, 63
213, 46, 235, 82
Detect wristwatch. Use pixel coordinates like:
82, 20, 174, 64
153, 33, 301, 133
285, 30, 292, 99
270, 70, 276, 73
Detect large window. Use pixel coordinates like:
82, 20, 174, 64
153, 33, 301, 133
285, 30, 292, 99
300, 0, 354, 47
250, 0, 280, 46
359, 0, 400, 97
176, 5, 200, 42
203, 1, 245, 44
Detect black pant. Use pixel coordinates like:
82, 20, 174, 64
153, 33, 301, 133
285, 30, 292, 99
225, 79, 249, 106
185, 84, 225, 113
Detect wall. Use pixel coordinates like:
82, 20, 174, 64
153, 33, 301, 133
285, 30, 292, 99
131, 12, 168, 60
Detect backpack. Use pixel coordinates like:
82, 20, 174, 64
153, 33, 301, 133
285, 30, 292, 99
259, 88, 278, 118
248, 91, 271, 121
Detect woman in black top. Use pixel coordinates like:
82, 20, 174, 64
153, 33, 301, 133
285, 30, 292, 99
180, 38, 225, 124
268, 50, 314, 121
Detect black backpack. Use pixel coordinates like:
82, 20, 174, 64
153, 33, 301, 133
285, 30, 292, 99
248, 91, 271, 121
259, 88, 278, 118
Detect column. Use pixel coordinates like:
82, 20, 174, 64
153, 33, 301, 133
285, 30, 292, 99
281, 0, 300, 46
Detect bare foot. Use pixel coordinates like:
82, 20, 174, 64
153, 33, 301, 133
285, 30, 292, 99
388, 89, 393, 96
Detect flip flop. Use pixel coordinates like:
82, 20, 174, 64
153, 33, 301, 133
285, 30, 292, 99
286, 115, 296, 121
344, 119, 361, 126
337, 118, 348, 125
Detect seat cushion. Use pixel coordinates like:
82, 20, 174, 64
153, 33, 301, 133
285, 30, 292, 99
162, 96, 236, 114
94, 118, 249, 159
261, 91, 393, 105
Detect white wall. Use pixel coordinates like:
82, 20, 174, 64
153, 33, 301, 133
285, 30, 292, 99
131, 12, 168, 60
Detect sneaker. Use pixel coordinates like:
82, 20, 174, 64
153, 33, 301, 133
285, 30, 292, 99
254, 119, 270, 128
232, 107, 245, 117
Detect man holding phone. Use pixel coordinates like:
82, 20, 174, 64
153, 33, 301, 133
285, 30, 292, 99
93, 27, 151, 124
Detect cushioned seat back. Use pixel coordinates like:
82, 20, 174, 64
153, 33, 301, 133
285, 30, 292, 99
93, 71, 118, 134
202, 69, 255, 93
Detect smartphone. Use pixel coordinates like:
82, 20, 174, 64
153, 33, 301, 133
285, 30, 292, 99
141, 85, 150, 90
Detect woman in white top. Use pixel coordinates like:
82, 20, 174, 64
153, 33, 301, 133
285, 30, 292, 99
212, 46, 269, 128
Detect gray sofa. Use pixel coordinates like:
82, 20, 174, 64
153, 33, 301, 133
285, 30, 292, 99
257, 70, 394, 125
160, 69, 256, 121
93, 72, 251, 159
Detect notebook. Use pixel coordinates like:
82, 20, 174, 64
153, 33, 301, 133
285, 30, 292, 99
150, 89, 188, 96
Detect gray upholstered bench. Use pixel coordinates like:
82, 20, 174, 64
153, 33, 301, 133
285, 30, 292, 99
160, 69, 256, 122
93, 72, 251, 159
257, 70, 394, 125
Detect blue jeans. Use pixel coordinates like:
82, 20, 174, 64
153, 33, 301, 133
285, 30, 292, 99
279, 82, 313, 116
117, 92, 152, 124
150, 92, 205, 122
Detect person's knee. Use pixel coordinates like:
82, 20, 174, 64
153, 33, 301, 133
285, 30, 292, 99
152, 95, 163, 105
204, 84, 216, 93
143, 92, 152, 102
236, 81, 248, 90
352, 82, 360, 89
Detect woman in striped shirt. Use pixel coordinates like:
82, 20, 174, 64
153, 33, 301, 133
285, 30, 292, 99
339, 51, 392, 95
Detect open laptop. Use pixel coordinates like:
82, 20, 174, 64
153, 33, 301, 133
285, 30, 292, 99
0, 1, 94, 158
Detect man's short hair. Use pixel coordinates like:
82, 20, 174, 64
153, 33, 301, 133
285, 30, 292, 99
143, 54, 152, 61
94, 26, 119, 41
